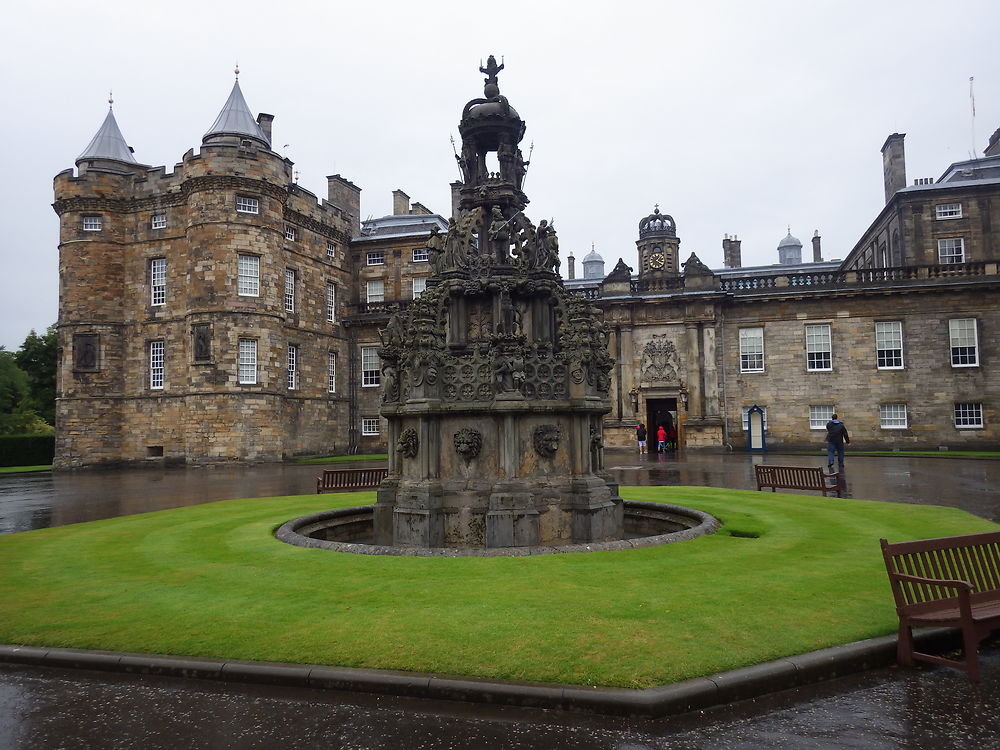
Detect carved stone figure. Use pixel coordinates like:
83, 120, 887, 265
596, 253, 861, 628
453, 427, 483, 460
495, 350, 525, 394
536, 220, 560, 272
426, 225, 445, 274
381, 363, 399, 403
533, 424, 561, 458
397, 427, 419, 458
489, 205, 510, 262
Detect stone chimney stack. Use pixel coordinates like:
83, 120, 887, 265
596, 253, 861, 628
567, 251, 576, 279
255, 113, 274, 144
986, 127, 1000, 157
392, 189, 411, 215
812, 230, 823, 262
881, 133, 907, 203
722, 234, 742, 268
327, 174, 361, 235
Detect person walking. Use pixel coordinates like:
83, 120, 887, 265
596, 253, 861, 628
636, 423, 647, 454
656, 424, 667, 454
826, 413, 850, 469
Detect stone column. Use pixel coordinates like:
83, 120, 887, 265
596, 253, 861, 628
608, 326, 621, 419
702, 324, 720, 417
685, 322, 703, 418
620, 325, 635, 420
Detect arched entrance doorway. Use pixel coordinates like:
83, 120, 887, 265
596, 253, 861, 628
645, 397, 678, 451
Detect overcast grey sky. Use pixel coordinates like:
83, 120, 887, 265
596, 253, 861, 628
1, 0, 997, 350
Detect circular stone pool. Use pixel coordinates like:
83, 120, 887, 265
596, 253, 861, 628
275, 500, 719, 557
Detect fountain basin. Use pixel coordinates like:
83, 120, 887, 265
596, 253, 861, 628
275, 499, 718, 557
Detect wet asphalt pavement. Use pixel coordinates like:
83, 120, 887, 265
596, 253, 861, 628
2, 645, 999, 749
1, 450, 999, 748
3, 449, 999, 534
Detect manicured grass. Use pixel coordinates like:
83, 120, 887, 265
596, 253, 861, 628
0, 465, 51, 474
293, 454, 387, 464
0, 487, 994, 688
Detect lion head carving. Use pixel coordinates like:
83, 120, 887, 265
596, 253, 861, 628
453, 427, 482, 460
533, 424, 561, 458
397, 427, 419, 458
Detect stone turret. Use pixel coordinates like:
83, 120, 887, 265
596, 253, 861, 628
374, 57, 623, 549
636, 206, 680, 277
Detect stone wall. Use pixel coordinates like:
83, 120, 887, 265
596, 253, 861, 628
722, 286, 1000, 449
54, 140, 354, 467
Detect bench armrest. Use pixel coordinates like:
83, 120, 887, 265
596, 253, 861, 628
888, 572, 974, 592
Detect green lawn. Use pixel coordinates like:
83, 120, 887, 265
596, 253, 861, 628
0, 487, 994, 688
0, 465, 51, 474
293, 454, 388, 464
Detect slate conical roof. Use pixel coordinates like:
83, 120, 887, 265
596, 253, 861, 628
76, 107, 139, 165
203, 80, 269, 146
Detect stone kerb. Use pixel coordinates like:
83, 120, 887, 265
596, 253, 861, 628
276, 500, 720, 557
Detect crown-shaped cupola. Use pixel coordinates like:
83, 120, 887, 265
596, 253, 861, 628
636, 205, 681, 277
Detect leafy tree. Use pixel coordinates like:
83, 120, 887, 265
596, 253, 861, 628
14, 325, 57, 425
0, 349, 37, 434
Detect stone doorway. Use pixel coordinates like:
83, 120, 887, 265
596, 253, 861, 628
646, 398, 678, 451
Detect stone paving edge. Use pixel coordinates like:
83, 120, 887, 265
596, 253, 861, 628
0, 629, 961, 718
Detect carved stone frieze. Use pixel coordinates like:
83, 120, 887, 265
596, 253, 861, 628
640, 335, 680, 384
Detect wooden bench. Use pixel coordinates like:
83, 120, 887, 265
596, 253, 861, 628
880, 531, 1000, 682
316, 468, 388, 493
754, 464, 841, 497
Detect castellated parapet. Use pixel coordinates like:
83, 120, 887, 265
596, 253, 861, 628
54, 96, 357, 468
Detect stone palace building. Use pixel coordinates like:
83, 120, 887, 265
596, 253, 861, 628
53, 73, 1000, 467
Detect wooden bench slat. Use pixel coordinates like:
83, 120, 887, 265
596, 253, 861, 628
754, 464, 840, 497
316, 467, 388, 493
881, 531, 1000, 682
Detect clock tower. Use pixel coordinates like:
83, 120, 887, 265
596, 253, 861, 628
636, 205, 680, 277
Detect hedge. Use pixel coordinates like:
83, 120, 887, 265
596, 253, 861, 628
0, 435, 55, 467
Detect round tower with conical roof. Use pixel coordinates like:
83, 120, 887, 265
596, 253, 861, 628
53, 78, 357, 468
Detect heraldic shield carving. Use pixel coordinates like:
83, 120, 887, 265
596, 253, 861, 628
640, 335, 680, 384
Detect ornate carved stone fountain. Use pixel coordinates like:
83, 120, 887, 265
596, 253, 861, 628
373, 57, 624, 548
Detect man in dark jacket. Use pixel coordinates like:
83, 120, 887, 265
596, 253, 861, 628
826, 414, 850, 469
